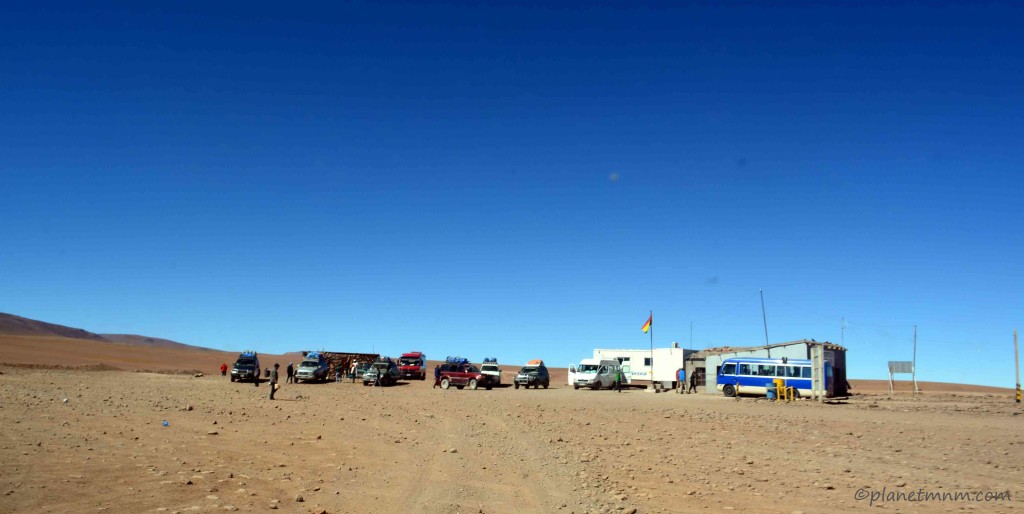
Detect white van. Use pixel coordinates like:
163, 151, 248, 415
569, 359, 623, 390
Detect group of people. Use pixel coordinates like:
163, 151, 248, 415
676, 368, 698, 394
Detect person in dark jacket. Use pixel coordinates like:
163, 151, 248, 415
269, 363, 280, 400
432, 364, 442, 389
286, 362, 294, 384
688, 370, 698, 394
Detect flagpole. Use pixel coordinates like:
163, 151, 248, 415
649, 310, 653, 388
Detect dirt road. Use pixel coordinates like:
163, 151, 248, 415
1, 367, 1021, 513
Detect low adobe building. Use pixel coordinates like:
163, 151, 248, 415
685, 339, 848, 396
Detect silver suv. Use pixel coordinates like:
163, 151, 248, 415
294, 352, 329, 383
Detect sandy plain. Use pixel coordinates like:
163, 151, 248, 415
1, 334, 1022, 513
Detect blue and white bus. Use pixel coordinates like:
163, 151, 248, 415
716, 357, 833, 398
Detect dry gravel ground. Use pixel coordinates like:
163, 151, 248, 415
1, 367, 1022, 514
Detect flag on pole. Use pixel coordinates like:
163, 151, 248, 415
641, 314, 652, 333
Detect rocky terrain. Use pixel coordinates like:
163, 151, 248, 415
1, 364, 1021, 513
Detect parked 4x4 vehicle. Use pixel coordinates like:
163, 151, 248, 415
439, 356, 495, 390
354, 361, 372, 379
363, 357, 400, 386
514, 360, 550, 389
230, 351, 261, 383
479, 357, 501, 385
294, 351, 330, 383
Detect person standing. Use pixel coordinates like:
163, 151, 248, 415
614, 368, 622, 393
286, 362, 294, 384
220, 363, 228, 376
269, 363, 280, 400
688, 370, 698, 394
432, 364, 442, 389
677, 368, 686, 394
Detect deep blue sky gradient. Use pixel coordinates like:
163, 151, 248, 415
2, 2, 1022, 386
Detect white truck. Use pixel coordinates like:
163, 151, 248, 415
480, 357, 501, 385
569, 358, 625, 390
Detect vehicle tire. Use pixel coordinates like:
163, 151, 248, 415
791, 388, 801, 399
514, 383, 519, 389
456, 385, 464, 390
573, 384, 579, 390
543, 382, 549, 389
441, 378, 451, 390
469, 379, 478, 390
723, 384, 736, 397
485, 385, 492, 390
230, 376, 235, 382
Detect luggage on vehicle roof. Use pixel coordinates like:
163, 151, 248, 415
445, 356, 469, 364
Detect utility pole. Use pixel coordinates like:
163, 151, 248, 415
912, 324, 919, 396
760, 289, 770, 358
1015, 329, 1020, 404
841, 317, 845, 347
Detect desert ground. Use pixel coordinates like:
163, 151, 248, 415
2, 328, 1023, 514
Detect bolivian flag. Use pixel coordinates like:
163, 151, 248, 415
641, 314, 652, 333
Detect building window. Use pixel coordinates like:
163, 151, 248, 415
644, 358, 651, 367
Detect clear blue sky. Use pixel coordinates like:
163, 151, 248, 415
2, 2, 1022, 387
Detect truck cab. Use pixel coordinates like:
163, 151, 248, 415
295, 351, 330, 383
398, 352, 427, 380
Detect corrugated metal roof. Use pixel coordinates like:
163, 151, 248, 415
688, 339, 846, 359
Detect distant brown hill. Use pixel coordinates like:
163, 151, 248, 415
0, 312, 108, 341
0, 312, 215, 352
101, 334, 217, 352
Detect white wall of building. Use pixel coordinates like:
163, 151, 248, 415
592, 348, 695, 384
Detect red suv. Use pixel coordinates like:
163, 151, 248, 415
439, 358, 494, 390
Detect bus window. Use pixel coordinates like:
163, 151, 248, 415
757, 365, 775, 376
738, 364, 752, 375
721, 363, 736, 375
801, 367, 811, 378
786, 366, 801, 378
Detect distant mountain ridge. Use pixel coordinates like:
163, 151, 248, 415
101, 334, 216, 352
0, 312, 108, 341
0, 312, 213, 351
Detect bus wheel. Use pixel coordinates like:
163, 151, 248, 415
791, 388, 801, 399
722, 384, 736, 397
